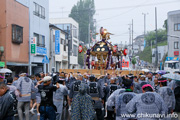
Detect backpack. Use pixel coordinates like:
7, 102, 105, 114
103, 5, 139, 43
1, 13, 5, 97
110, 85, 118, 95
89, 82, 99, 94
174, 86, 180, 112
73, 81, 81, 92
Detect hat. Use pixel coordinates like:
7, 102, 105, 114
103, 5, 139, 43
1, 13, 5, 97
43, 76, 52, 82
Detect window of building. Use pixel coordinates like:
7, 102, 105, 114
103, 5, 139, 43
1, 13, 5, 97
73, 39, 77, 43
41, 7, 45, 19
34, 33, 39, 44
61, 39, 64, 44
174, 42, 179, 49
34, 33, 45, 47
33, 2, 45, 19
39, 6, 42, 17
73, 45, 78, 56
174, 23, 180, 31
41, 35, 45, 47
34, 2, 39, 16
73, 25, 77, 38
12, 24, 23, 44
64, 44, 66, 51
178, 24, 180, 30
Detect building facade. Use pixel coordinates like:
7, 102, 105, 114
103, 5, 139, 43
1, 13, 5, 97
133, 35, 145, 55
0, 0, 29, 75
50, 18, 79, 69
167, 10, 180, 58
152, 45, 168, 65
29, 0, 49, 75
49, 24, 68, 73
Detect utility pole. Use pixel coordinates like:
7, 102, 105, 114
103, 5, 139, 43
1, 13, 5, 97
142, 13, 148, 36
88, 21, 90, 48
128, 24, 131, 56
88, 5, 92, 48
132, 19, 134, 56
155, 7, 158, 70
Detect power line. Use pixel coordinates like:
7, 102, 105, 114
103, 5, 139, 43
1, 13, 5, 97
96, 0, 149, 22
96, 0, 180, 22
50, 0, 179, 14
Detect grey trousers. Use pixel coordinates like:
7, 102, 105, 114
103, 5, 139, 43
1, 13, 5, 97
17, 101, 30, 120
54, 99, 63, 120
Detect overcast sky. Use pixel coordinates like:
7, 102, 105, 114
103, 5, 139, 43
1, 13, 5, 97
49, 0, 180, 44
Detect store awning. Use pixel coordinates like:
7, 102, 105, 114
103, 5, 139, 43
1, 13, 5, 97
6, 62, 37, 66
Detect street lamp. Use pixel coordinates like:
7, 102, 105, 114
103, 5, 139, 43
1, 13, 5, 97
168, 35, 180, 71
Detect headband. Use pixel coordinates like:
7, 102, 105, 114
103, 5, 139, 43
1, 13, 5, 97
142, 84, 153, 91
158, 80, 167, 83
0, 75, 4, 79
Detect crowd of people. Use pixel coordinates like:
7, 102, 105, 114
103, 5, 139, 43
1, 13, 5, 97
0, 70, 180, 120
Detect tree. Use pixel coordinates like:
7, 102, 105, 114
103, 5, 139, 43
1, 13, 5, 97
69, 0, 96, 44
78, 52, 84, 66
132, 57, 136, 69
163, 19, 167, 32
145, 29, 167, 47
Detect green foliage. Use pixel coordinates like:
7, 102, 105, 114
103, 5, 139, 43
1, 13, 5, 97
138, 47, 152, 63
163, 19, 167, 32
138, 19, 167, 63
152, 41, 167, 48
138, 41, 167, 63
132, 57, 136, 65
78, 52, 85, 66
69, 0, 96, 44
145, 29, 167, 47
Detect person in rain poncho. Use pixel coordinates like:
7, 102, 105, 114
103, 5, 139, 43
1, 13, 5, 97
153, 77, 160, 93
71, 83, 95, 120
158, 78, 176, 120
115, 79, 136, 120
126, 84, 168, 120
53, 78, 68, 120
106, 88, 125, 119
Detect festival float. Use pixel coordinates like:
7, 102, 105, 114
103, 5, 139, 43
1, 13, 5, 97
79, 27, 129, 70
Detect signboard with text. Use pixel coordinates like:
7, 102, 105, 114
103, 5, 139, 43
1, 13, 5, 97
55, 30, 60, 54
166, 57, 179, 61
36, 46, 47, 55
120, 60, 129, 68
174, 51, 179, 56
0, 62, 5, 67
31, 37, 36, 54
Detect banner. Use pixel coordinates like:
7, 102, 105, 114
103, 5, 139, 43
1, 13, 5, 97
55, 30, 60, 54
